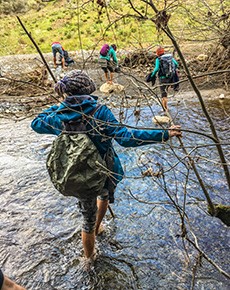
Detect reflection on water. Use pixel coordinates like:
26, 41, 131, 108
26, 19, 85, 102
0, 94, 229, 289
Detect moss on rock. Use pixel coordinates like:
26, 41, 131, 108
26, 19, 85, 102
208, 204, 230, 226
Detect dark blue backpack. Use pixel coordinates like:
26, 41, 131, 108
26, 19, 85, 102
159, 54, 176, 78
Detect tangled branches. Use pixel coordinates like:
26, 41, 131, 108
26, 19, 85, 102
0, 67, 52, 97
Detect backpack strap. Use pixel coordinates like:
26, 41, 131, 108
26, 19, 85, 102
88, 104, 102, 117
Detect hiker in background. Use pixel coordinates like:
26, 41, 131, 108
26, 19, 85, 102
0, 269, 26, 290
151, 46, 179, 113
31, 70, 181, 268
51, 41, 66, 69
98, 44, 119, 83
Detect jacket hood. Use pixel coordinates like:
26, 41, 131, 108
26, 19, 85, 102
46, 94, 99, 125
57, 95, 98, 117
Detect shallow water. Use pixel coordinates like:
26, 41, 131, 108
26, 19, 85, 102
0, 91, 229, 290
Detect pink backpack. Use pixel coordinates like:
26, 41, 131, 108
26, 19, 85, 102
100, 44, 110, 56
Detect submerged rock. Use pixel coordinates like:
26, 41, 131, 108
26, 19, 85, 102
152, 115, 170, 124
209, 204, 230, 226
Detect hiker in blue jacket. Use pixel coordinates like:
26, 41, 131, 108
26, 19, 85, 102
99, 44, 118, 83
31, 70, 181, 266
151, 46, 179, 112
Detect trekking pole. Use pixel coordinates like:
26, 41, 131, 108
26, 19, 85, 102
108, 204, 115, 218
16, 16, 57, 83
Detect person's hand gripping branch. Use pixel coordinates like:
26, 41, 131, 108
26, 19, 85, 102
168, 125, 182, 138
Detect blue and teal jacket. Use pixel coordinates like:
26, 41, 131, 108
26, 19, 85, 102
99, 47, 118, 64
31, 95, 169, 185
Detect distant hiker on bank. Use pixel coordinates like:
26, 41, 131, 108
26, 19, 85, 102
151, 46, 179, 112
51, 41, 66, 69
31, 70, 181, 270
98, 44, 119, 83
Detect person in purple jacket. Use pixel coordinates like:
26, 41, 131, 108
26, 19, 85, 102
31, 70, 181, 267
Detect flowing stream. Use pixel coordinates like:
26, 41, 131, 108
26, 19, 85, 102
0, 89, 229, 290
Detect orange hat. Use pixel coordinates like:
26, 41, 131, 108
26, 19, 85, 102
156, 47, 165, 56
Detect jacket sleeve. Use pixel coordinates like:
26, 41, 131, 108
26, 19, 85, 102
97, 106, 169, 147
111, 50, 118, 64
31, 105, 63, 136
173, 58, 178, 68
151, 58, 160, 77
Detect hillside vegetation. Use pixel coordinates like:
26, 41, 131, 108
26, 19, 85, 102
1, 0, 229, 56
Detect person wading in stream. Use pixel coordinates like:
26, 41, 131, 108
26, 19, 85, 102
151, 46, 179, 113
31, 70, 181, 269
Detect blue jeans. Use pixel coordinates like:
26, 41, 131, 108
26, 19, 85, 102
52, 44, 64, 58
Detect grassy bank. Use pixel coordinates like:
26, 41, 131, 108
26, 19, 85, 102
0, 0, 222, 56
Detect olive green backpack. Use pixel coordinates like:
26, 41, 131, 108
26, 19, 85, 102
46, 108, 107, 199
